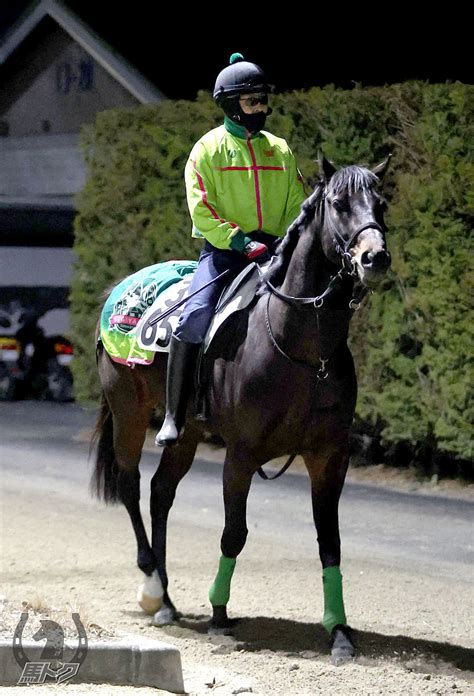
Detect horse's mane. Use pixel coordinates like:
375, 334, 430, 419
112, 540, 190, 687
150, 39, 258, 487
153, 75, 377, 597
258, 165, 379, 292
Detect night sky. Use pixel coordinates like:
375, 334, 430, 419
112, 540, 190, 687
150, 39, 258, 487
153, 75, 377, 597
0, 1, 471, 99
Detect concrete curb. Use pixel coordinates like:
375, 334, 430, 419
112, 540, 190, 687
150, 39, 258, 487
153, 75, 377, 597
0, 633, 184, 693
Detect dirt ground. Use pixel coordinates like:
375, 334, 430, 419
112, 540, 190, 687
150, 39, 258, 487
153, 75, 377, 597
1, 439, 473, 695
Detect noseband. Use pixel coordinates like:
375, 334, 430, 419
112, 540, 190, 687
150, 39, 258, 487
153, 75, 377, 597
326, 211, 385, 276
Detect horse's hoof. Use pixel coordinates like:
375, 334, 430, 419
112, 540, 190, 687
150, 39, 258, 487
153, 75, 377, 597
330, 624, 355, 665
151, 605, 177, 626
209, 605, 239, 635
137, 570, 163, 615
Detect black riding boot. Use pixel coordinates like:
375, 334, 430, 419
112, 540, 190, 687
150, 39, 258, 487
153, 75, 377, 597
155, 336, 200, 447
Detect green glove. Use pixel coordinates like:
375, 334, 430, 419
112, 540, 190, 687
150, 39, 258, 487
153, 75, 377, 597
229, 229, 252, 253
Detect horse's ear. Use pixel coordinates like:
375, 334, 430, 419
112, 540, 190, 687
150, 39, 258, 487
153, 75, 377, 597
317, 152, 337, 182
372, 153, 392, 180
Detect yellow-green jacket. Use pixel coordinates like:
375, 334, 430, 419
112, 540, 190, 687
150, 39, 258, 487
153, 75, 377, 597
185, 117, 305, 251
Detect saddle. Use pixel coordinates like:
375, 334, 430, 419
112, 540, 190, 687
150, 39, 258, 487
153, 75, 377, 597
99, 258, 267, 423
135, 262, 263, 420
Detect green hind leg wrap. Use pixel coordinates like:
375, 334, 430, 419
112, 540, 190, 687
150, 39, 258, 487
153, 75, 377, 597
209, 555, 236, 606
322, 565, 347, 634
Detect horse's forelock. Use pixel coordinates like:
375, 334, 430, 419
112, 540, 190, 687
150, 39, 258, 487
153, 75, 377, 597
327, 165, 379, 197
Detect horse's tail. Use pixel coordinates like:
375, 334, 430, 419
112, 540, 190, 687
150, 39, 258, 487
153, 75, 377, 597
90, 390, 120, 504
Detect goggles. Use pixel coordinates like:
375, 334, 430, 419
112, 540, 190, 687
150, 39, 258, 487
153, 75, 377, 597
239, 93, 269, 107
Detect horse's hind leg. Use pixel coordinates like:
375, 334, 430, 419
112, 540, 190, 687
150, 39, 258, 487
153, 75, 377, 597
149, 430, 198, 625
98, 350, 164, 615
304, 441, 355, 664
112, 404, 165, 615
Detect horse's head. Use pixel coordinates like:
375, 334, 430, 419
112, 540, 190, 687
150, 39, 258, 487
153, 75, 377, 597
319, 155, 391, 288
33, 619, 65, 661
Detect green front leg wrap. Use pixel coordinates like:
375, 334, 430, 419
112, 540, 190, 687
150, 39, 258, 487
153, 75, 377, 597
209, 555, 236, 606
322, 565, 347, 634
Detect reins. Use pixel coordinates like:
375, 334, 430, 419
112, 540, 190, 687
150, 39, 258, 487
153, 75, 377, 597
257, 453, 296, 480
263, 292, 332, 380
257, 199, 380, 375
257, 263, 350, 310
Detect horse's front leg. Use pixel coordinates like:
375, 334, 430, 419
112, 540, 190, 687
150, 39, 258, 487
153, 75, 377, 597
209, 450, 254, 631
303, 441, 355, 664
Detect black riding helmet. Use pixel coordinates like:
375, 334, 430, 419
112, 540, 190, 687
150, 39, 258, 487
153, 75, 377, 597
213, 53, 271, 100
213, 53, 272, 133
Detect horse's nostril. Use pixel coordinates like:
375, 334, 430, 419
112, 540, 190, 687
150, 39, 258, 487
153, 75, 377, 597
373, 250, 391, 270
361, 250, 391, 270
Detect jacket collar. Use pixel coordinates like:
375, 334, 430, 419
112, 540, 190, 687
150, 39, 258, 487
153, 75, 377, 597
224, 116, 259, 140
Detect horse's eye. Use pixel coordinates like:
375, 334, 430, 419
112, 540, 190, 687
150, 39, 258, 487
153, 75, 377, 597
332, 199, 347, 213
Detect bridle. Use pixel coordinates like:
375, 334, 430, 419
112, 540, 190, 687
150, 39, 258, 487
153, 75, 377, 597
258, 192, 386, 378
259, 193, 386, 311
326, 209, 386, 277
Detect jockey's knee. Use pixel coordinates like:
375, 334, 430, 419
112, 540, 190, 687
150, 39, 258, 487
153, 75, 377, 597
174, 307, 214, 344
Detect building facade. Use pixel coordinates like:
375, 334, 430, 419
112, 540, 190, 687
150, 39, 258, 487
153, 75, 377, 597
0, 0, 164, 339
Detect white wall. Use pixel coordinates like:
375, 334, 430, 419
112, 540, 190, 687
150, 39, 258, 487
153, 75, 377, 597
0, 134, 85, 199
0, 246, 75, 286
0, 247, 74, 335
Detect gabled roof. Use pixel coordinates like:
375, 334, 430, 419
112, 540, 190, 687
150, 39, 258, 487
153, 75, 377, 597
0, 0, 166, 103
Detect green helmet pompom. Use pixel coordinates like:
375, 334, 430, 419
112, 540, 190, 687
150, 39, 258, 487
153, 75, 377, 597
229, 52, 244, 65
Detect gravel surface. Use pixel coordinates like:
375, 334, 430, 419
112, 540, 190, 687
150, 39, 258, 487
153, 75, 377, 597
1, 403, 473, 694
1, 459, 473, 695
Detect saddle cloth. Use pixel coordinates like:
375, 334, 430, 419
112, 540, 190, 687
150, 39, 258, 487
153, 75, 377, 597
101, 259, 262, 367
100, 260, 197, 366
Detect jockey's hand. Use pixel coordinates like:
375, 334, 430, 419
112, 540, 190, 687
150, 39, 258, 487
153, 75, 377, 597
243, 240, 270, 263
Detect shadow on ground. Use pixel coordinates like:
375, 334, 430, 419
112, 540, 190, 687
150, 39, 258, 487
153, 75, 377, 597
160, 613, 474, 678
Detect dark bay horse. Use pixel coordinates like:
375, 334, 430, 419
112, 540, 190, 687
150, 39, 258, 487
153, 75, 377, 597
92, 155, 391, 662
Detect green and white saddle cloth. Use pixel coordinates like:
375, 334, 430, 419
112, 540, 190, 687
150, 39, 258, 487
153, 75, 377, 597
100, 260, 197, 366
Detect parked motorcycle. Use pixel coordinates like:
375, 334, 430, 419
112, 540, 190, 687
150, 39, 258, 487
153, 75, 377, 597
0, 309, 74, 402
0, 335, 20, 400
16, 322, 74, 402
38, 335, 74, 402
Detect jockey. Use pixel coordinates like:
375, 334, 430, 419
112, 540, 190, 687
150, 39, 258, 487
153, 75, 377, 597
156, 52, 306, 447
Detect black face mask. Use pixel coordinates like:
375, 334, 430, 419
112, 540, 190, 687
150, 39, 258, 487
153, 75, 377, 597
239, 109, 272, 134
221, 96, 272, 134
